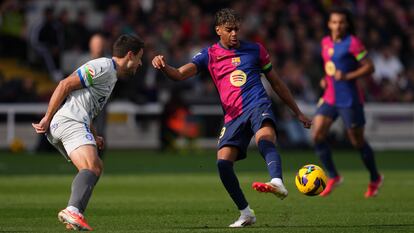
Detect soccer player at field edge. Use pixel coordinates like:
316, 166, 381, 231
313, 8, 383, 198
32, 34, 144, 231
152, 8, 312, 228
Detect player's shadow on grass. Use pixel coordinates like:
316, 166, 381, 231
183, 223, 414, 230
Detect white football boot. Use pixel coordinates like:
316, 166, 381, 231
229, 209, 256, 228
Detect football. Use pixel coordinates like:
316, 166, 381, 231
295, 164, 327, 196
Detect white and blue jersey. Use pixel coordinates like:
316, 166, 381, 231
54, 58, 117, 124
48, 58, 118, 160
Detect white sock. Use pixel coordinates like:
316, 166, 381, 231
271, 178, 284, 186
66, 206, 80, 214
240, 205, 254, 216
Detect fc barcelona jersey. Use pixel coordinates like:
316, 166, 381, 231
321, 35, 368, 107
192, 41, 272, 123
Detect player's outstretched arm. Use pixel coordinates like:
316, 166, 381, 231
152, 55, 197, 81
32, 73, 83, 134
265, 70, 312, 129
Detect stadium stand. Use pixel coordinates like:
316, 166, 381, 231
0, 0, 413, 150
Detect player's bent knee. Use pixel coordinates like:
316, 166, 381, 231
89, 167, 102, 177
256, 135, 275, 145
95, 163, 104, 176
312, 133, 325, 144
88, 160, 103, 177
350, 140, 364, 149
217, 159, 233, 170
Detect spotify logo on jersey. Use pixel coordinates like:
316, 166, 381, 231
230, 70, 247, 87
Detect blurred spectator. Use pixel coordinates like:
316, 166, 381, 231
1, 0, 409, 104
30, 6, 64, 82
102, 4, 122, 37
404, 34, 414, 68
280, 59, 316, 103
399, 68, 414, 102
377, 79, 400, 102
0, 77, 38, 103
18, 78, 38, 102
372, 46, 404, 85
69, 10, 91, 51
0, 0, 27, 61
1, 0, 414, 149
60, 10, 90, 52
76, 33, 110, 66
57, 9, 71, 50
0, 71, 7, 102
159, 89, 199, 151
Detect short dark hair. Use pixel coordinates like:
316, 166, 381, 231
112, 34, 145, 57
329, 7, 355, 35
215, 8, 241, 26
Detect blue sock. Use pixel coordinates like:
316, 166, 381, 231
258, 140, 282, 179
359, 142, 380, 181
315, 142, 339, 178
217, 159, 248, 210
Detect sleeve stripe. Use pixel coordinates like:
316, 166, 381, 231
262, 62, 272, 71
356, 50, 368, 61
77, 69, 87, 88
84, 66, 94, 86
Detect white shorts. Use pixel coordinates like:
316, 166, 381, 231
47, 115, 96, 161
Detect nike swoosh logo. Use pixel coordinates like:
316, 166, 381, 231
267, 161, 276, 166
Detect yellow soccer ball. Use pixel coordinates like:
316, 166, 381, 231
295, 164, 327, 196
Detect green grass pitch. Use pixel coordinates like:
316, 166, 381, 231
0, 149, 413, 232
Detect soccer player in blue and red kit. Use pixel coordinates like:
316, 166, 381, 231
152, 8, 311, 227
312, 8, 383, 198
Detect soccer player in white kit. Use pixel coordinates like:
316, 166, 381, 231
32, 34, 144, 231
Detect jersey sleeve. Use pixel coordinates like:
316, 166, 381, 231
349, 36, 368, 62
257, 43, 272, 73
191, 48, 209, 73
76, 60, 107, 88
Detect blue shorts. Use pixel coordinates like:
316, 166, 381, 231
315, 102, 365, 129
218, 103, 277, 161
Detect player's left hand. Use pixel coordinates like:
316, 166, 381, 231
297, 113, 312, 129
334, 70, 347, 81
96, 136, 104, 150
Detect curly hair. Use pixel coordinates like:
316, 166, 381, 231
215, 8, 241, 26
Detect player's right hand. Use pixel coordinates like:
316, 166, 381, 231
297, 113, 312, 129
96, 136, 104, 150
152, 55, 166, 69
32, 116, 50, 134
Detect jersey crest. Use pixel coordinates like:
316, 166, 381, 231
231, 57, 241, 66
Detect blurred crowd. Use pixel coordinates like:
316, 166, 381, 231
1, 0, 413, 104
1, 0, 413, 147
